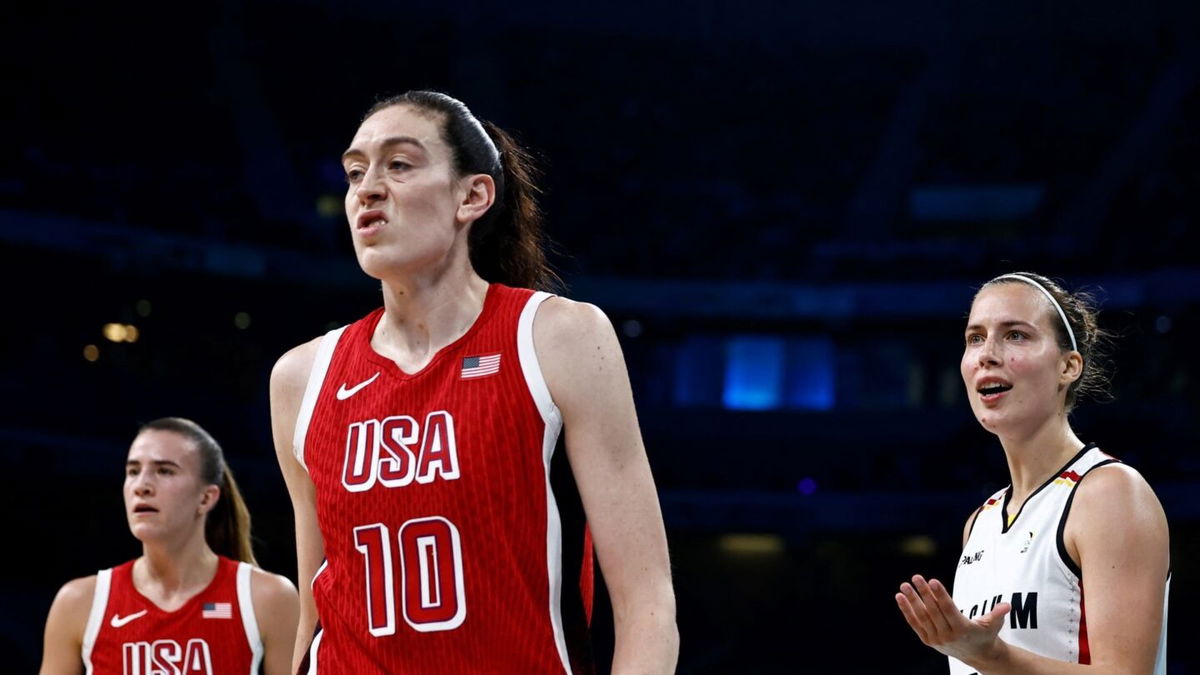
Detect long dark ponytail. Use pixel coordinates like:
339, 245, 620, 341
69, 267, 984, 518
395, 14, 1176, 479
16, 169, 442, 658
362, 90, 559, 290
139, 417, 258, 565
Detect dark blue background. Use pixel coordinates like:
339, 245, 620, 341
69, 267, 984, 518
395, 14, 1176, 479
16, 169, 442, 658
3, 1, 1197, 671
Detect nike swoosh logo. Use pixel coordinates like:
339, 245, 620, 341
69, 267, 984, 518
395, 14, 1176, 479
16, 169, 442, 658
336, 372, 380, 400
110, 610, 148, 628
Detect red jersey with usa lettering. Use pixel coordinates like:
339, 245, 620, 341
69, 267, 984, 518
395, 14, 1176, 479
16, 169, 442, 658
293, 284, 594, 674
81, 556, 263, 674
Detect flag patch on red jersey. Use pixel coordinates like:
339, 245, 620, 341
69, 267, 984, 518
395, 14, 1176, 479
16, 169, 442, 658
461, 354, 501, 379
202, 602, 232, 619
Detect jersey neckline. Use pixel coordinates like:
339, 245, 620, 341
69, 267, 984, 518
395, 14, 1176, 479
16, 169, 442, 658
125, 554, 233, 616
1000, 442, 1098, 534
359, 283, 502, 381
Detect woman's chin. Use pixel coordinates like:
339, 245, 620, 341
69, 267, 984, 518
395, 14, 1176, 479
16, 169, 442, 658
354, 248, 391, 279
356, 246, 430, 280
975, 410, 1009, 435
128, 522, 162, 542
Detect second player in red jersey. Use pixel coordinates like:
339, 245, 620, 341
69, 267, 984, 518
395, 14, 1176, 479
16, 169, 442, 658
271, 91, 678, 674
84, 556, 260, 675
39, 418, 299, 675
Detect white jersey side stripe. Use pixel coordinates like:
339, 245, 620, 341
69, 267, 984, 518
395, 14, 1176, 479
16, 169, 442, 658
517, 292, 558, 423
310, 559, 329, 592
236, 563, 264, 675
303, 560, 329, 673
1155, 575, 1169, 675
517, 291, 572, 675
306, 626, 324, 674
294, 326, 347, 471
81, 568, 112, 675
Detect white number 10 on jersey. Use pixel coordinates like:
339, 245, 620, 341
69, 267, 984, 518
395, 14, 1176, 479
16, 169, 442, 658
353, 516, 466, 634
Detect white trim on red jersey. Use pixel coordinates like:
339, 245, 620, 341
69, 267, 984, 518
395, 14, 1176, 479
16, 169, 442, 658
294, 326, 347, 471
517, 292, 558, 422
236, 562, 264, 674
305, 560, 329, 673
81, 568, 112, 674
310, 559, 328, 592
1157, 576, 1170, 671
305, 626, 325, 675
517, 291, 572, 675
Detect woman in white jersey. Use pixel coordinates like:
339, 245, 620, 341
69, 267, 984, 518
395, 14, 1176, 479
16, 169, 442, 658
895, 272, 1169, 674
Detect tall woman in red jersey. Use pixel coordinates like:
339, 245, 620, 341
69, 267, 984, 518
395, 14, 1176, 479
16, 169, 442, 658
39, 418, 300, 675
270, 91, 678, 674
895, 273, 1169, 674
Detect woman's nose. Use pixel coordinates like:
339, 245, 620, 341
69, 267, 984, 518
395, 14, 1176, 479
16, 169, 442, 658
978, 337, 1001, 366
355, 168, 386, 204
131, 472, 154, 496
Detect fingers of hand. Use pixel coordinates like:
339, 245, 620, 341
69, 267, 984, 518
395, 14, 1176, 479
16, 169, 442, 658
895, 589, 931, 644
898, 582, 943, 645
929, 578, 964, 624
929, 578, 953, 603
912, 576, 956, 636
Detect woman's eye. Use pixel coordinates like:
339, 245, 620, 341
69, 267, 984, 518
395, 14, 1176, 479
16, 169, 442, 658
389, 160, 410, 171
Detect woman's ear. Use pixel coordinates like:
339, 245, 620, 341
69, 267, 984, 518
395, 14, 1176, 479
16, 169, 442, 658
1060, 351, 1084, 386
198, 484, 221, 517
456, 174, 497, 225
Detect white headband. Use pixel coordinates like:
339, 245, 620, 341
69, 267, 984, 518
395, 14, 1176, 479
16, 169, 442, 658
990, 274, 1077, 352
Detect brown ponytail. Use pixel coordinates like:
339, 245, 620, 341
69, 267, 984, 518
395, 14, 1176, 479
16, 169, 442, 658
362, 90, 560, 290
471, 120, 557, 291
205, 463, 258, 565
139, 417, 258, 565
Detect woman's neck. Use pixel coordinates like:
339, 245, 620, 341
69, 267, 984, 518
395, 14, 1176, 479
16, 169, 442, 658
998, 414, 1085, 503
136, 533, 219, 609
374, 268, 490, 374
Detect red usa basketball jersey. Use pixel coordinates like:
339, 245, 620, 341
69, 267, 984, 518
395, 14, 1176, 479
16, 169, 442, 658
951, 445, 1168, 674
293, 284, 594, 674
81, 556, 262, 674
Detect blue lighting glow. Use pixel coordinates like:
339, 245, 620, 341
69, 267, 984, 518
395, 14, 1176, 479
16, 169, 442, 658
723, 336, 785, 410
673, 336, 724, 407
786, 337, 835, 410
797, 477, 818, 495
677, 334, 837, 411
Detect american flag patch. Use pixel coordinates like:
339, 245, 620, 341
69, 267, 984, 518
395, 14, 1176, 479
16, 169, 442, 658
461, 354, 501, 379
202, 602, 232, 619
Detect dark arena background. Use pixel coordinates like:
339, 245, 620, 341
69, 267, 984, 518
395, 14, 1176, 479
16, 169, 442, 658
4, 1, 1199, 672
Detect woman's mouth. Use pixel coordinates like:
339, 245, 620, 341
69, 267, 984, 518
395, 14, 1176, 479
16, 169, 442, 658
356, 211, 388, 235
977, 381, 1013, 402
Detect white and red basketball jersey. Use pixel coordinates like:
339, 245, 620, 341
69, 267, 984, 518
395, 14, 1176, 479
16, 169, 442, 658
81, 556, 262, 675
950, 445, 1168, 674
293, 284, 594, 674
